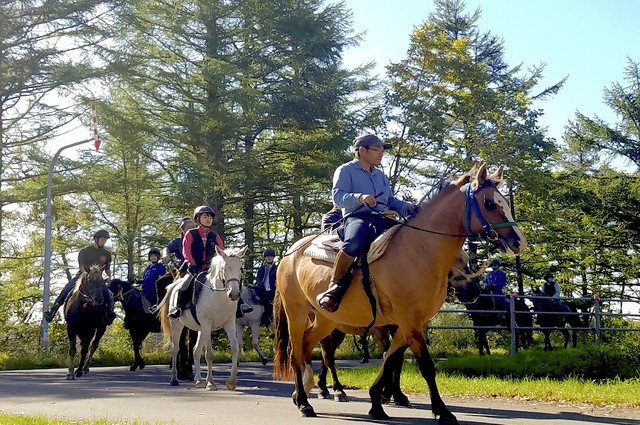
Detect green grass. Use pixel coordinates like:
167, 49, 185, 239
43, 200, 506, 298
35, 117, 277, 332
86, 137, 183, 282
0, 413, 155, 425
334, 362, 640, 407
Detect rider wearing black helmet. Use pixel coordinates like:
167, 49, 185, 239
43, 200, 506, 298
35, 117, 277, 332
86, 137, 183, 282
142, 248, 166, 306
255, 248, 278, 326
162, 217, 196, 268
44, 229, 116, 324
168, 206, 253, 318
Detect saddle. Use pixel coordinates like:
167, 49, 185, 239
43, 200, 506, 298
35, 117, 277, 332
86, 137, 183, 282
304, 224, 402, 264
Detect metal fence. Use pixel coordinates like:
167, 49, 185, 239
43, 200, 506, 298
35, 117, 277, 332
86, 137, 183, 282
430, 294, 640, 355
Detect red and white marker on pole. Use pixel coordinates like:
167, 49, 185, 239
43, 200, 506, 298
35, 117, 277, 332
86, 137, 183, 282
91, 103, 101, 151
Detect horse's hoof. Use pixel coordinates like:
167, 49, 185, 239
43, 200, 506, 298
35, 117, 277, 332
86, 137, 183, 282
75, 371, 83, 378
299, 405, 316, 418
380, 394, 391, 405
169, 380, 180, 386
261, 358, 268, 366
225, 381, 236, 391
319, 389, 331, 399
394, 393, 411, 407
438, 413, 459, 425
206, 383, 218, 391
66, 374, 74, 380
195, 380, 205, 388
129, 365, 137, 372
139, 361, 146, 370
360, 358, 369, 364
369, 406, 390, 420
334, 391, 348, 402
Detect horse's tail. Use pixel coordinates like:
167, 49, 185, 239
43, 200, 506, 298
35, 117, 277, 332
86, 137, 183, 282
272, 291, 294, 381
157, 283, 175, 346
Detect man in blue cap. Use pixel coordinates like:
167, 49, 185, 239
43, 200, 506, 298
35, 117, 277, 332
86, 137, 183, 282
316, 134, 420, 313
483, 259, 509, 314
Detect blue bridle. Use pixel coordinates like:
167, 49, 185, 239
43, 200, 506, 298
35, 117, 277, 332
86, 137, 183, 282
463, 181, 519, 240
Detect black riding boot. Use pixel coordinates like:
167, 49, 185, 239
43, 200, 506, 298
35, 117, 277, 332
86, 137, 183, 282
104, 288, 116, 325
235, 298, 254, 318
316, 250, 356, 313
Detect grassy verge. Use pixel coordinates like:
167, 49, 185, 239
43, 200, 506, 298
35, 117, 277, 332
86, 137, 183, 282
0, 413, 155, 425
336, 362, 640, 407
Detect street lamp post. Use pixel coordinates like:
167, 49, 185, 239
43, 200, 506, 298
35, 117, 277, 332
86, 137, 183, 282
41, 139, 92, 353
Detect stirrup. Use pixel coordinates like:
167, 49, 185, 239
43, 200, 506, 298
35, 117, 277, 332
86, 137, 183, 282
316, 290, 341, 313
168, 307, 182, 319
240, 304, 254, 314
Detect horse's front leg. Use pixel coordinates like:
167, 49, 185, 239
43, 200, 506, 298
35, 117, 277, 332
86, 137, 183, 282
369, 335, 408, 420
224, 319, 239, 390
130, 329, 147, 371
405, 328, 459, 425
67, 331, 77, 380
75, 336, 90, 378
84, 325, 107, 375
193, 331, 211, 389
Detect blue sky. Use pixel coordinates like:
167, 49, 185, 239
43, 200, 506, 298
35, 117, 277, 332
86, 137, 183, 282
342, 0, 640, 170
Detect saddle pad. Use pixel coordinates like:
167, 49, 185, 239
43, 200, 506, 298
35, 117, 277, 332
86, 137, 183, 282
304, 224, 402, 264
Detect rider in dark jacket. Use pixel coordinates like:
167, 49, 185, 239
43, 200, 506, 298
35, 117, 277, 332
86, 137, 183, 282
255, 249, 277, 326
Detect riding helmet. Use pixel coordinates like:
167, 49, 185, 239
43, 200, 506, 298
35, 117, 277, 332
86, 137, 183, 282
148, 247, 161, 260
264, 249, 276, 257
490, 259, 501, 267
544, 272, 554, 279
193, 205, 215, 220
93, 229, 110, 240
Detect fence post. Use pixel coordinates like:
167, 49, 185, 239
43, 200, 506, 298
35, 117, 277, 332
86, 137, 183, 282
509, 293, 516, 356
594, 295, 600, 344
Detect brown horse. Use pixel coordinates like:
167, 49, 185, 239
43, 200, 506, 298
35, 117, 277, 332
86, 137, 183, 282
64, 265, 110, 380
273, 165, 527, 424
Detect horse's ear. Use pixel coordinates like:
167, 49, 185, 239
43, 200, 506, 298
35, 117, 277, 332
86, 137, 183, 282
489, 165, 504, 182
84, 265, 91, 274
473, 163, 488, 188
215, 245, 225, 258
237, 245, 249, 258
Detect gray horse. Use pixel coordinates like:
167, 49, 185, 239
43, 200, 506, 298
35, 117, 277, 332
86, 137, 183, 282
236, 286, 269, 365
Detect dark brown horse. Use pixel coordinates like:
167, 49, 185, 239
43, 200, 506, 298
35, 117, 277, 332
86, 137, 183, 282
64, 265, 110, 379
109, 274, 197, 379
273, 165, 527, 424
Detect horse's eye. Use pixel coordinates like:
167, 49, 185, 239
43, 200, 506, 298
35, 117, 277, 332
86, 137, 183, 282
484, 199, 497, 211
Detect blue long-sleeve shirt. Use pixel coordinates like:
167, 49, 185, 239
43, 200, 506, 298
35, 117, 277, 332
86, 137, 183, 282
332, 160, 410, 216
484, 270, 507, 295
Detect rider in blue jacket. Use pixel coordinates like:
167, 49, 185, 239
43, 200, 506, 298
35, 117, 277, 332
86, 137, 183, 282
142, 248, 166, 306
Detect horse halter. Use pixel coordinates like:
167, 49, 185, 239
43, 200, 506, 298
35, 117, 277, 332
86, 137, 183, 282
463, 181, 518, 241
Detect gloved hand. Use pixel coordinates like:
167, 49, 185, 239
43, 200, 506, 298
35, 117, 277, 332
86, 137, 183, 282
188, 264, 198, 276
407, 204, 421, 217
382, 209, 399, 219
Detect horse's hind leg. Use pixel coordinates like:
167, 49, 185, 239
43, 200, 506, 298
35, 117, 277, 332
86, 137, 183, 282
562, 329, 570, 349
320, 329, 348, 402
130, 329, 148, 371
249, 321, 268, 365
169, 321, 185, 386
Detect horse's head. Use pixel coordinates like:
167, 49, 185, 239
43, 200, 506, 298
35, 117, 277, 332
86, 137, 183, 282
108, 278, 130, 302
209, 245, 248, 301
458, 164, 527, 255
447, 250, 489, 303
78, 265, 106, 306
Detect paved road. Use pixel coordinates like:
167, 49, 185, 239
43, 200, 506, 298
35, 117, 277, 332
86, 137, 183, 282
0, 360, 638, 425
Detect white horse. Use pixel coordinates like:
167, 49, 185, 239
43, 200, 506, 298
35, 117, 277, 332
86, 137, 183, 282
159, 246, 248, 390
235, 286, 268, 365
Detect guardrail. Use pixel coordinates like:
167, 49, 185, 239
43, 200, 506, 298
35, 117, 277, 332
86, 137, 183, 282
430, 294, 640, 355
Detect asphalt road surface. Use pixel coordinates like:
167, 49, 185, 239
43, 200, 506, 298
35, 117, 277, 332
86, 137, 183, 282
0, 360, 638, 425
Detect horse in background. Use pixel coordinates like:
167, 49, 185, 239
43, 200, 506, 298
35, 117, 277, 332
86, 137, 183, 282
531, 288, 582, 350
274, 165, 527, 423
159, 246, 247, 390
235, 286, 268, 365
109, 276, 196, 378
64, 265, 110, 379
453, 276, 532, 356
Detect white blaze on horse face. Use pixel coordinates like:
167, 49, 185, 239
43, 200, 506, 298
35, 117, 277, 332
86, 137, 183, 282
492, 190, 527, 253
223, 255, 243, 301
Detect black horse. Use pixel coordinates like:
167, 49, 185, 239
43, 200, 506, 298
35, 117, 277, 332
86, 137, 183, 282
454, 277, 533, 356
316, 324, 409, 405
109, 274, 196, 379
530, 289, 583, 351
64, 266, 110, 379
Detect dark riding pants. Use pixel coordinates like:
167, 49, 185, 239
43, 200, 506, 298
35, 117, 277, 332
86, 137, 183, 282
342, 212, 396, 258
